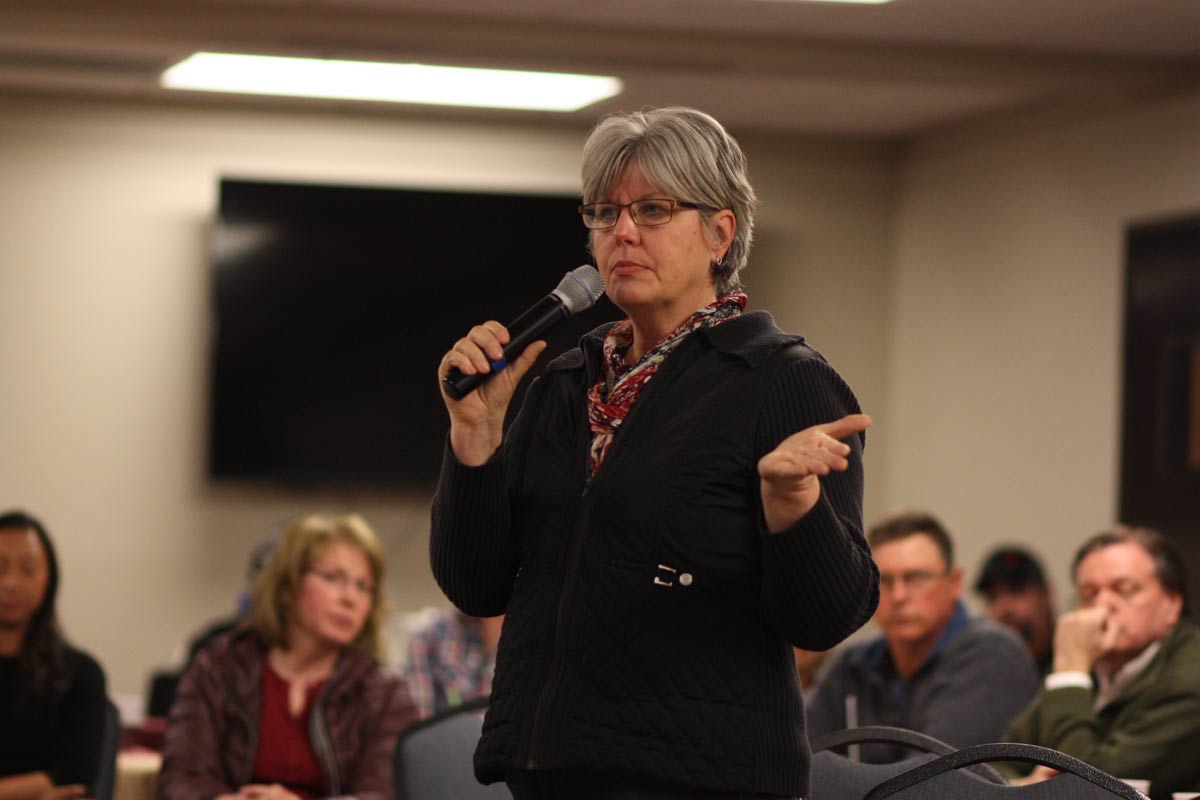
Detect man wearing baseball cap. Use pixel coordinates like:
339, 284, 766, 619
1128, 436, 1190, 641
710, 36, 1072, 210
975, 546, 1056, 676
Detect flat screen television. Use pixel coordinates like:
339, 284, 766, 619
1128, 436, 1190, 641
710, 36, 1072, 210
209, 178, 618, 489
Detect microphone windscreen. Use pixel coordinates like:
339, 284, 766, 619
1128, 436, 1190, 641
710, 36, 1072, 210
553, 265, 605, 315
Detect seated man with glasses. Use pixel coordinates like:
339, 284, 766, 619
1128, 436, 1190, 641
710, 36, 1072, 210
806, 510, 1039, 762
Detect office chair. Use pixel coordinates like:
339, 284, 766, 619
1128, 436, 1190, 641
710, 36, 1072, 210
92, 698, 121, 800
394, 697, 508, 800
808, 726, 1007, 800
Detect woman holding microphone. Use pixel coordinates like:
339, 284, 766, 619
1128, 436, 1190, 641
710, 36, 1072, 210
433, 106, 878, 799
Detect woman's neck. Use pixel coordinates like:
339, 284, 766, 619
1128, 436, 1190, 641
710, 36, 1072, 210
268, 636, 340, 718
268, 636, 339, 685
626, 293, 718, 364
0, 626, 26, 657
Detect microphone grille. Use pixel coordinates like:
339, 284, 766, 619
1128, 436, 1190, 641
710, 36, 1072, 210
554, 265, 605, 315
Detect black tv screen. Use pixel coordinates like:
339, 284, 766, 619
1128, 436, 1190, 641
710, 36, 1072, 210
209, 178, 618, 489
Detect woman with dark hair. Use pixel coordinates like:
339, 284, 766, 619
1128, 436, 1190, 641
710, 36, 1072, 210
0, 510, 107, 800
433, 106, 878, 798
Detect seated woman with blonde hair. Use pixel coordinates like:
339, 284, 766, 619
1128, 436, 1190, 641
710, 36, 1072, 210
158, 514, 416, 800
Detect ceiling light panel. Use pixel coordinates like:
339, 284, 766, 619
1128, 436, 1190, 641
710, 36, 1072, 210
162, 52, 623, 112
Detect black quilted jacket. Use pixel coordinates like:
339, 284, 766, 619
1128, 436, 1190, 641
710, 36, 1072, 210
430, 312, 879, 796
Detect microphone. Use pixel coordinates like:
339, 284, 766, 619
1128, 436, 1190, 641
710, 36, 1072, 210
443, 265, 605, 401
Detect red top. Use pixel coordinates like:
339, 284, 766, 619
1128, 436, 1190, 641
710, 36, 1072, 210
250, 664, 328, 800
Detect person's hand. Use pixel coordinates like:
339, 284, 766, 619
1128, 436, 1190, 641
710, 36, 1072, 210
437, 321, 548, 466
235, 784, 303, 800
757, 413, 872, 533
38, 784, 86, 800
1053, 605, 1120, 673
1011, 765, 1062, 786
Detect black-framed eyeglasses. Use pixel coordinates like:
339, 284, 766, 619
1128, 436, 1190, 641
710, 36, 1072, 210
578, 198, 707, 230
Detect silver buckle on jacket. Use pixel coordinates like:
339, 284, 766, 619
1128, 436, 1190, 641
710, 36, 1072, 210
653, 564, 694, 587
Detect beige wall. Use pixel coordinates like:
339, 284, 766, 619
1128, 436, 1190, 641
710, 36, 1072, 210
888, 85, 1200, 603
13, 81, 1199, 703
746, 136, 897, 520
0, 92, 895, 700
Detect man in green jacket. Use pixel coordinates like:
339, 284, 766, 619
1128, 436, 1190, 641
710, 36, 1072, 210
1005, 526, 1200, 800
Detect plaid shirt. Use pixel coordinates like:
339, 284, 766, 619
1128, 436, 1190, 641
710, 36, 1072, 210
402, 608, 495, 720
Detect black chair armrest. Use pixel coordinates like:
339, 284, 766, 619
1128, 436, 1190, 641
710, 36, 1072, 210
863, 742, 1146, 800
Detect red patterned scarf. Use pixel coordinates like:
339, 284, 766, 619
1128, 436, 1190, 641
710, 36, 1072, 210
586, 292, 748, 478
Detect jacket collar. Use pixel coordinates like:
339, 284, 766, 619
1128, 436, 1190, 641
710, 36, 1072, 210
1099, 619, 1199, 715
548, 310, 808, 375
221, 628, 377, 706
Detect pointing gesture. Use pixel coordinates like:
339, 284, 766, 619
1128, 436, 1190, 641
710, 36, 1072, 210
758, 413, 872, 533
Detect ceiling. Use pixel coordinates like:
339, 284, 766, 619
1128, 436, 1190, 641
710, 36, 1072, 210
1, 0, 1199, 139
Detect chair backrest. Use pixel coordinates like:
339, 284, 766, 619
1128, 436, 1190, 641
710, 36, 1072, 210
145, 669, 182, 718
394, 698, 508, 800
810, 726, 1007, 789
862, 742, 1148, 800
810, 751, 947, 800
811, 726, 960, 758
92, 698, 121, 800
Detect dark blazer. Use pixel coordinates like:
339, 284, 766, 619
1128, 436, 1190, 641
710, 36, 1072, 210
431, 312, 879, 797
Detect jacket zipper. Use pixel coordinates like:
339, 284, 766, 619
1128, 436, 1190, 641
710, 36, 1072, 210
232, 667, 342, 794
309, 679, 342, 795
522, 407, 595, 769
233, 701, 259, 787
520, 336, 698, 769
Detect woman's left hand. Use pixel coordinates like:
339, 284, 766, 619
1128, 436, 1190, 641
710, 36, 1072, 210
758, 413, 872, 533
234, 784, 303, 800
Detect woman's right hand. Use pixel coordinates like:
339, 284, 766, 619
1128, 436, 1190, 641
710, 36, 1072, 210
216, 785, 300, 800
437, 321, 547, 467
38, 784, 85, 800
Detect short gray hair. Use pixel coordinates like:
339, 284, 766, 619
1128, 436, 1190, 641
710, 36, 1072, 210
581, 106, 757, 294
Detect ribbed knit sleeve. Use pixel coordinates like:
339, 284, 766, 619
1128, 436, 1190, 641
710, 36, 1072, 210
429, 378, 548, 617
754, 354, 879, 650
429, 446, 516, 617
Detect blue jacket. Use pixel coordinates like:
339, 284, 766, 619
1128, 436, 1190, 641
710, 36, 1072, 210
806, 603, 1039, 761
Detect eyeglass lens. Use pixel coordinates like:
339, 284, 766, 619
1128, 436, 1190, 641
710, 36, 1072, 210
580, 199, 681, 229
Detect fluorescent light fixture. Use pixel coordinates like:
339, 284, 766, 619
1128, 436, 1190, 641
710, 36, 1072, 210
162, 52, 623, 112
757, 0, 893, 4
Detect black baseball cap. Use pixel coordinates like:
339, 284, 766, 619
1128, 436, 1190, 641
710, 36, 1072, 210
975, 547, 1047, 595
